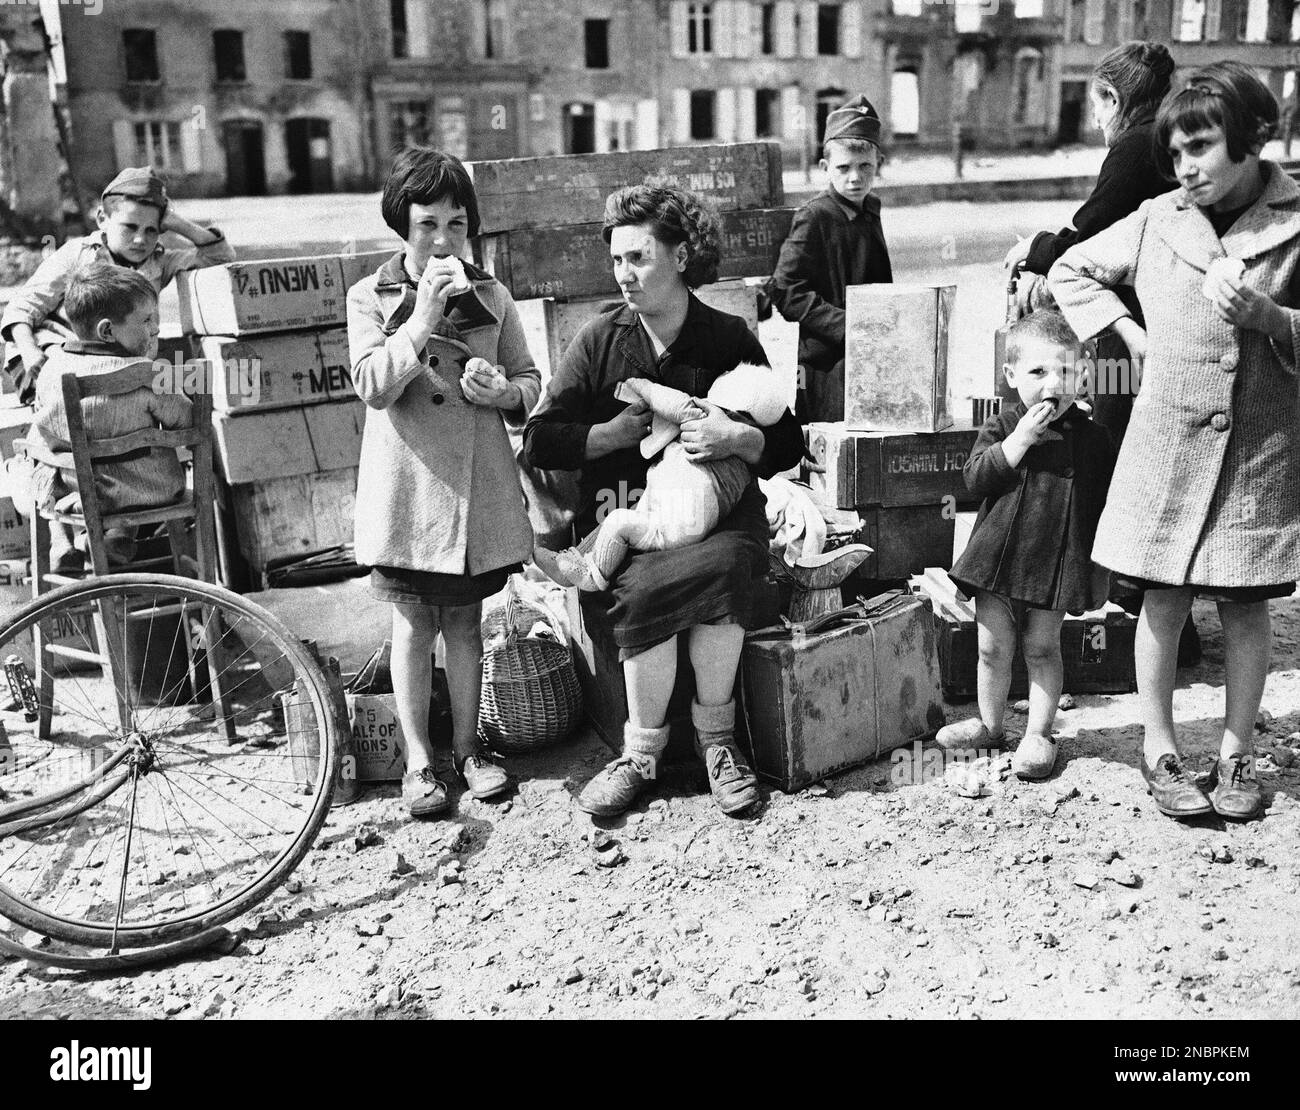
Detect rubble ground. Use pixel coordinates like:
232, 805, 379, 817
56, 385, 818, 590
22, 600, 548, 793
3, 595, 1298, 1020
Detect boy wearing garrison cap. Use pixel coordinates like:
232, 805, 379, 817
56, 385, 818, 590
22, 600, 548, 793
769, 95, 893, 424
2, 167, 234, 403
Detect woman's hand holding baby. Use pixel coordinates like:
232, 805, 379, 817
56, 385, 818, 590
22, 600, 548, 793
587, 399, 652, 459
681, 400, 763, 465
1003, 400, 1057, 469
460, 357, 521, 410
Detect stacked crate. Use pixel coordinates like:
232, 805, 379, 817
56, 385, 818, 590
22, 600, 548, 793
175, 250, 390, 586
467, 142, 792, 372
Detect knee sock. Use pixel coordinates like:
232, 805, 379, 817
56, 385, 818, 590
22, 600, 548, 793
590, 525, 630, 582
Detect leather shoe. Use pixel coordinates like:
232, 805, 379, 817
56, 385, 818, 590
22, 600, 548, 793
454, 749, 511, 800
578, 753, 656, 817
702, 743, 760, 815
402, 767, 450, 818
935, 717, 1004, 752
1141, 753, 1212, 819
1208, 753, 1263, 821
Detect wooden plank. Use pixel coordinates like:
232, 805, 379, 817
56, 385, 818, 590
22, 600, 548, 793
212, 399, 365, 483
845, 284, 955, 432
230, 467, 358, 575
467, 142, 784, 234
803, 423, 979, 509
542, 281, 759, 372
474, 207, 794, 301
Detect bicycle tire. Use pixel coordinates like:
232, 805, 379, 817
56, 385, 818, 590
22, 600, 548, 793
0, 573, 339, 954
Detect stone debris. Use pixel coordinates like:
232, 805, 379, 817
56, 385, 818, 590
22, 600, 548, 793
352, 825, 382, 852
1073, 871, 1100, 890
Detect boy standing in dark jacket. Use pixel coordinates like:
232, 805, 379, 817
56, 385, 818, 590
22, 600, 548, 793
769, 94, 893, 424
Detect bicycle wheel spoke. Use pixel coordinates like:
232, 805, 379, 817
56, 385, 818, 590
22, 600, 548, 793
0, 575, 335, 956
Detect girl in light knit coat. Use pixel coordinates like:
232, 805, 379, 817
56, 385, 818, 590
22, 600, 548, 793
1051, 63, 1300, 823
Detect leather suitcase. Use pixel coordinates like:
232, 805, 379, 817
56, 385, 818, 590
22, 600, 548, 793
739, 592, 945, 792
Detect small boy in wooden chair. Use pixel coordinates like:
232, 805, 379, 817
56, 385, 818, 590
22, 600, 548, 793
11, 264, 191, 569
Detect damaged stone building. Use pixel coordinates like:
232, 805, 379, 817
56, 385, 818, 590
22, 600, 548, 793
37, 0, 1300, 198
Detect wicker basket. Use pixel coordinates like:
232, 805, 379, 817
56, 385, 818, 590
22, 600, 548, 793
479, 587, 583, 752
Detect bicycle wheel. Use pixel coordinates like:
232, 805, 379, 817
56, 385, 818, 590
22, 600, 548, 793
0, 573, 338, 960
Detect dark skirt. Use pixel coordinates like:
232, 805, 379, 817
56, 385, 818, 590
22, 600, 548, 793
586, 480, 769, 656
370, 563, 520, 607
1113, 574, 1296, 606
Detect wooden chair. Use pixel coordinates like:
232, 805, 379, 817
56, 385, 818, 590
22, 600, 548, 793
20, 361, 233, 741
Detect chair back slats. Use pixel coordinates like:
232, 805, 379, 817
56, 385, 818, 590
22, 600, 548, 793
86, 426, 199, 459
68, 360, 161, 397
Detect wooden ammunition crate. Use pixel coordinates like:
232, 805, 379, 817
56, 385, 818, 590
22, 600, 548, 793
803, 423, 979, 510
475, 208, 793, 302
853, 505, 957, 580
910, 568, 1138, 699
228, 467, 358, 584
740, 593, 946, 792
212, 399, 365, 484
542, 281, 759, 372
467, 142, 784, 234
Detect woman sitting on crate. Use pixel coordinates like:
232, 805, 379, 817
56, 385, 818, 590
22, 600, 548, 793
348, 147, 541, 819
524, 184, 805, 818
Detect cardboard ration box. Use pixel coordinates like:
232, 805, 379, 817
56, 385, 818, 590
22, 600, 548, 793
542, 280, 759, 373
178, 255, 355, 336
197, 328, 354, 414
0, 496, 26, 561
212, 399, 365, 484
910, 568, 1138, 699
845, 284, 954, 433
740, 592, 946, 792
345, 693, 406, 782
467, 142, 784, 234
475, 208, 793, 302
803, 423, 979, 510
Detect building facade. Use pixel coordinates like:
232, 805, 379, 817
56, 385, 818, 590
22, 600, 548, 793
46, 0, 1300, 199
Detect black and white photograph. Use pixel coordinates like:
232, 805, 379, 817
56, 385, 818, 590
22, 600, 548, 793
0, 0, 1295, 1069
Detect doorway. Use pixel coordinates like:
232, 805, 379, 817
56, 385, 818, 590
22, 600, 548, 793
222, 119, 267, 196
564, 102, 595, 154
1058, 80, 1087, 144
286, 118, 334, 193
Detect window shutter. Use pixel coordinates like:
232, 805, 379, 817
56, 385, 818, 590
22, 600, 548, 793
717, 87, 737, 140
781, 85, 802, 139
673, 88, 692, 142
1205, 0, 1221, 39
776, 1, 796, 56
407, 0, 430, 58
737, 86, 757, 139
180, 115, 202, 172
635, 99, 659, 149
842, 2, 862, 57
800, 2, 818, 57
716, 0, 736, 55
113, 119, 136, 169
671, 1, 689, 56
733, 2, 753, 57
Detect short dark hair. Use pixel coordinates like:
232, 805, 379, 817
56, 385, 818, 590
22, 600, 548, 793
1004, 309, 1082, 367
1092, 41, 1175, 135
822, 137, 880, 162
380, 146, 481, 240
100, 193, 166, 220
1155, 61, 1278, 179
64, 264, 157, 338
601, 183, 721, 288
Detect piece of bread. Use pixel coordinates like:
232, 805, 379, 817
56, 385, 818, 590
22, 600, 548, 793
1202, 257, 1244, 300
427, 255, 471, 294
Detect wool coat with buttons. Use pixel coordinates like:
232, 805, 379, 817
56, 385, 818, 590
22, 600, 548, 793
347, 253, 540, 576
1049, 162, 1300, 588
